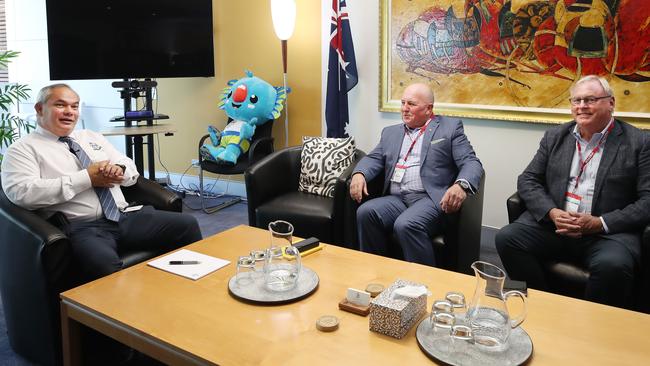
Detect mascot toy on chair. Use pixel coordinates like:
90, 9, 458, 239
201, 70, 287, 165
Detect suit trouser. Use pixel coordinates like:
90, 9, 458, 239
357, 193, 444, 266
65, 205, 202, 280
495, 221, 638, 307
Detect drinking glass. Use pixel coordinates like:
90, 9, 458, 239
250, 249, 266, 276
236, 255, 256, 286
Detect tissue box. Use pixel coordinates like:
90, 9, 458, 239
369, 279, 427, 339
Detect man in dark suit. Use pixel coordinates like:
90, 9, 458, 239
496, 75, 650, 307
350, 83, 483, 266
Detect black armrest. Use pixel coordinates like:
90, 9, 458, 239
198, 133, 210, 164
248, 136, 274, 165
0, 190, 71, 365
0, 193, 71, 287
245, 146, 302, 226
335, 149, 366, 248
121, 176, 181, 212
454, 172, 485, 274
506, 192, 525, 224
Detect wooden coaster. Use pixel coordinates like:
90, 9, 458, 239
338, 298, 370, 316
316, 315, 339, 332
365, 283, 384, 297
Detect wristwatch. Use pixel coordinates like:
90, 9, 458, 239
456, 180, 471, 193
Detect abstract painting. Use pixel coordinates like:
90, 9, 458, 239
380, 0, 650, 126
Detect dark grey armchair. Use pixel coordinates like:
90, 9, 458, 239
0, 177, 183, 366
245, 146, 365, 248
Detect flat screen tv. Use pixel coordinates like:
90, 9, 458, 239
46, 0, 215, 80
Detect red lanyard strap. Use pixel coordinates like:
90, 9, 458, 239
574, 121, 614, 190
400, 120, 430, 164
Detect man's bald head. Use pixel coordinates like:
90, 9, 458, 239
400, 83, 434, 128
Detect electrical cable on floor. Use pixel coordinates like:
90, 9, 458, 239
147, 84, 242, 209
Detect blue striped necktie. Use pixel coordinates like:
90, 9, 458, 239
59, 136, 121, 222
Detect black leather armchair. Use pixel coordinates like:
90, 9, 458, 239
347, 172, 485, 275
245, 146, 365, 248
0, 177, 183, 366
506, 192, 650, 313
198, 120, 274, 213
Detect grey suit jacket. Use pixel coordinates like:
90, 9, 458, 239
354, 115, 483, 205
516, 119, 650, 257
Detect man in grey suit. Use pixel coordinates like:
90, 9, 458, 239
496, 75, 650, 307
350, 83, 483, 266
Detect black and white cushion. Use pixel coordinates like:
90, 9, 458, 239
299, 136, 356, 198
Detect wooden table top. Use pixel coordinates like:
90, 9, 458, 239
61, 225, 650, 365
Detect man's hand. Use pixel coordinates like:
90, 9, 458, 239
549, 208, 603, 237
100, 163, 125, 179
87, 161, 124, 188
440, 183, 467, 213
349, 173, 368, 203
568, 211, 604, 236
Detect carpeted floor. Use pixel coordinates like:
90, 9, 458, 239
0, 195, 501, 365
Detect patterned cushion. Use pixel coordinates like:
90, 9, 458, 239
299, 136, 356, 198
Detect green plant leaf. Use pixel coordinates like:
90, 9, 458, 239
0, 50, 32, 155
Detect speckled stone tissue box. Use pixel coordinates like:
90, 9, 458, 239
369, 279, 427, 339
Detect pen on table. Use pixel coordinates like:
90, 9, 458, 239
169, 260, 201, 265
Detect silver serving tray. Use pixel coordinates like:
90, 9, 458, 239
416, 316, 533, 366
228, 266, 319, 304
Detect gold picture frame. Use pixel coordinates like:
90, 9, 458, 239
379, 0, 650, 127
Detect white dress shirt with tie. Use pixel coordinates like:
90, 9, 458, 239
1, 125, 138, 222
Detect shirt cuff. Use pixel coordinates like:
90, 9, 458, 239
600, 216, 610, 233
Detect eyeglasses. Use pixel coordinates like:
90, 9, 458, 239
569, 95, 612, 106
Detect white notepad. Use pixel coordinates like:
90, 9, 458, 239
147, 249, 230, 280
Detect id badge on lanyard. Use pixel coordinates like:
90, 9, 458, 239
564, 191, 581, 212
391, 164, 407, 183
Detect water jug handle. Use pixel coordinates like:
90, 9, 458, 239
503, 290, 527, 329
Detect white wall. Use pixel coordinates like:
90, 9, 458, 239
5, 0, 127, 150
321, 0, 553, 228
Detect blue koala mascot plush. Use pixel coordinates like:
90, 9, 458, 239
201, 70, 287, 165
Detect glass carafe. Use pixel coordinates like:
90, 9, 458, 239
466, 261, 527, 351
264, 220, 301, 292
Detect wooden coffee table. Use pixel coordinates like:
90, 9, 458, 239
60, 225, 650, 365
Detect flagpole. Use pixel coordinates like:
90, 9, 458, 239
282, 39, 289, 147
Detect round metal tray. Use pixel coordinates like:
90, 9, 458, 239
415, 316, 533, 366
228, 266, 319, 304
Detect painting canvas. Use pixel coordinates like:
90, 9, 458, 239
380, 0, 650, 126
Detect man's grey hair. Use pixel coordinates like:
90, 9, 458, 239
35, 83, 78, 105
571, 75, 614, 96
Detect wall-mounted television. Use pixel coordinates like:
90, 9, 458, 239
46, 0, 215, 80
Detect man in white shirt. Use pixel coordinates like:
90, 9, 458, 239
1, 84, 202, 279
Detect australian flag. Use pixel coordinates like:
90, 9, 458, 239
326, 0, 358, 138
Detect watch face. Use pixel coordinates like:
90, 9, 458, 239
458, 181, 470, 190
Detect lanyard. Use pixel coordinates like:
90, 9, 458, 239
399, 119, 431, 165
574, 120, 614, 190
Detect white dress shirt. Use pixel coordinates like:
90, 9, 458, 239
1, 125, 139, 222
